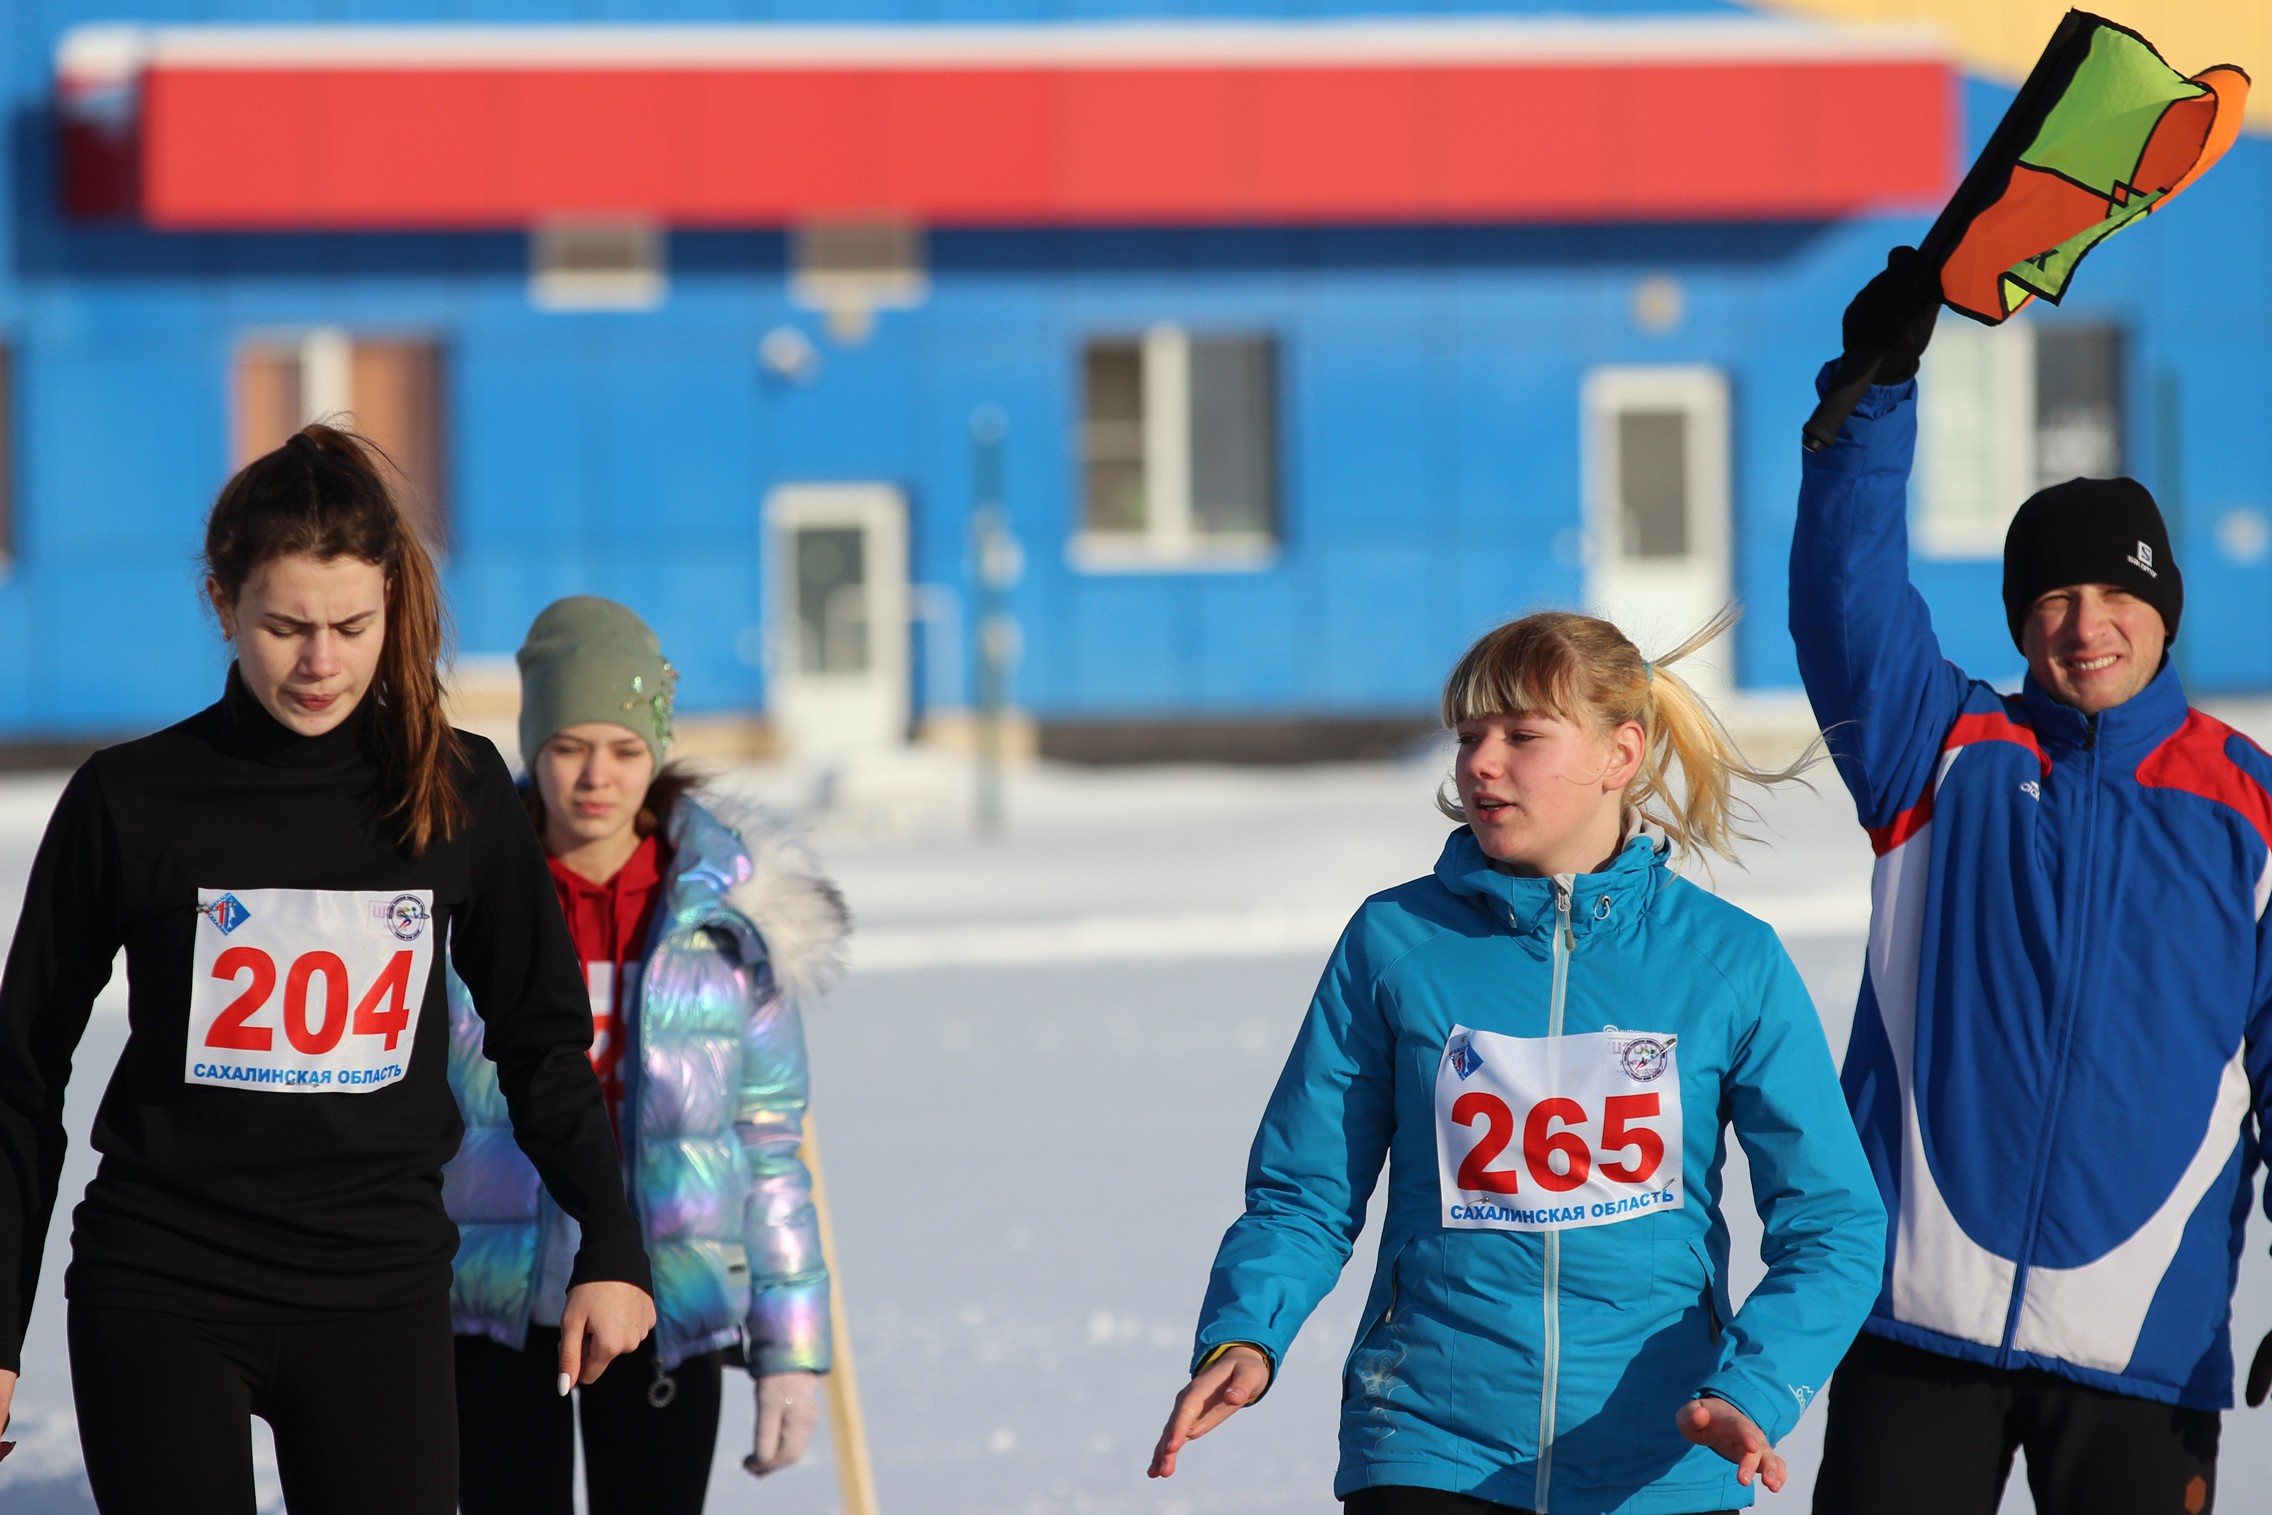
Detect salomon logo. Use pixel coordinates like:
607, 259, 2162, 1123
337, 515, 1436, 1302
2129, 540, 2158, 578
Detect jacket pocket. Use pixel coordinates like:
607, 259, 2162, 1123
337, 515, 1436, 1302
1342, 1239, 1411, 1408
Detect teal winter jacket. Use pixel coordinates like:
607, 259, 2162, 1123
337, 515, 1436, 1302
443, 796, 848, 1373
1193, 832, 1883, 1513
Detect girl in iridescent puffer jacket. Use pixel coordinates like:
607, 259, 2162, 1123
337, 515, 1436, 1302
442, 596, 850, 1515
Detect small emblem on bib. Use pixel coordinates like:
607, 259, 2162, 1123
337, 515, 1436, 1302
375, 894, 432, 942
1448, 1033, 1484, 1080
1618, 1036, 1673, 1082
199, 894, 251, 935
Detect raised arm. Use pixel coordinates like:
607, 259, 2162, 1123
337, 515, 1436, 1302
1697, 943, 1886, 1446
0, 766, 121, 1404
1791, 251, 1973, 826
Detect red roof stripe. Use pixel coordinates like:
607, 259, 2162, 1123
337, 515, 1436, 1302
57, 23, 1955, 230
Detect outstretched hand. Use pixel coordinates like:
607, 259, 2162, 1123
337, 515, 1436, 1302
1677, 1395, 1786, 1493
1148, 1345, 1271, 1479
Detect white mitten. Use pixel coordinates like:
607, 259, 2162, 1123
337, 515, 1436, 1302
743, 1370, 822, 1476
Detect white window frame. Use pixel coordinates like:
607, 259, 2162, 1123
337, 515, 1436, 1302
1913, 319, 2037, 560
1070, 324, 1278, 573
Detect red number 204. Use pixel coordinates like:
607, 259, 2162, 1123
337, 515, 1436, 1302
207, 947, 415, 1054
1452, 1092, 1665, 1193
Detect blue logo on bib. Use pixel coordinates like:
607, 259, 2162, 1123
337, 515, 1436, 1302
200, 894, 251, 935
1448, 1033, 1483, 1080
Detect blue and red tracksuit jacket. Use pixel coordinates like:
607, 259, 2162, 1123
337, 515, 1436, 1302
1791, 366, 2272, 1409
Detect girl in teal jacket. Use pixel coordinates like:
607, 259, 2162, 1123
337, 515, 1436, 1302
1150, 609, 1884, 1515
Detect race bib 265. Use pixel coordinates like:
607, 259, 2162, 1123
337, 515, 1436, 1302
186, 888, 436, 1094
1434, 1024, 1684, 1232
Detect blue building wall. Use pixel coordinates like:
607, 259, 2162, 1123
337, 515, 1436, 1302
0, 1, 2267, 740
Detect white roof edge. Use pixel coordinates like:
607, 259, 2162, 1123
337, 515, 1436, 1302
57, 24, 152, 85
57, 18, 1951, 75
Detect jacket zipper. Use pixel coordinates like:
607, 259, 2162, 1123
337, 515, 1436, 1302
1999, 719, 2098, 1356
1535, 879, 1575, 1514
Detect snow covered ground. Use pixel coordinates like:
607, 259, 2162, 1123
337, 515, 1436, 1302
3, 725, 2272, 1514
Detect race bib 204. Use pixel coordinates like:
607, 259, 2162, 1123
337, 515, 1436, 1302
1434, 1024, 1684, 1232
186, 888, 437, 1094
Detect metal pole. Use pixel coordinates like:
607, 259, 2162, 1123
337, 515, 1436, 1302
969, 407, 1020, 839
2155, 368, 2187, 686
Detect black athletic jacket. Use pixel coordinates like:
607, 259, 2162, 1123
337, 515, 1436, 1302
0, 669, 651, 1370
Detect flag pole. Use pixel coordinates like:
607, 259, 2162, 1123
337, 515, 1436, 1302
1801, 9, 2101, 453
800, 1120, 881, 1515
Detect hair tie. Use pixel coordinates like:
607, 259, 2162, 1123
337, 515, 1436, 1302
1642, 659, 1656, 684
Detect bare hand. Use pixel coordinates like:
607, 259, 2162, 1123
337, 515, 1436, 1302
557, 1280, 656, 1394
1148, 1345, 1270, 1479
0, 1366, 14, 1436
1677, 1396, 1786, 1492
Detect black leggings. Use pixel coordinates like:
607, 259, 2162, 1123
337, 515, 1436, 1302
454, 1327, 724, 1515
69, 1296, 458, 1515
1347, 1491, 1733, 1514
1815, 1332, 2220, 1515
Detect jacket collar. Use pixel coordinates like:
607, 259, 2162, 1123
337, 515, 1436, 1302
1433, 830, 1667, 941
217, 661, 378, 772
2019, 657, 2188, 761
649, 795, 762, 956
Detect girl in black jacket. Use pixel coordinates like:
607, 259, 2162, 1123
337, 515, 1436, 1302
0, 427, 655, 1513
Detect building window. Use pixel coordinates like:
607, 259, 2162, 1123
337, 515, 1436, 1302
233, 331, 448, 550
791, 221, 926, 344
1916, 321, 2124, 559
531, 221, 666, 313
1074, 327, 1278, 570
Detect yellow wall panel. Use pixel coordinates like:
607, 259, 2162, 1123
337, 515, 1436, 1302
1746, 0, 2268, 132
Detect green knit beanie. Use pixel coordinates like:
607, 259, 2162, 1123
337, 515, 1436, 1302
516, 596, 677, 766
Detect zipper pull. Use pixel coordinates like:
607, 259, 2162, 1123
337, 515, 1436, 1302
1554, 881, 1575, 951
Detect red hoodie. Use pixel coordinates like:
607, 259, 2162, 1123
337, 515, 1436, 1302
545, 834, 667, 1138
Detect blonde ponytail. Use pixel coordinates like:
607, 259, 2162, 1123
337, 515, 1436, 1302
1438, 605, 1818, 867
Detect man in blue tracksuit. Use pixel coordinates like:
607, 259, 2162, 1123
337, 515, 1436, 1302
1794, 251, 2272, 1515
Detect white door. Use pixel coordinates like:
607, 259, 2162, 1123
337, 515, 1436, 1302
1581, 366, 1734, 697
765, 484, 910, 760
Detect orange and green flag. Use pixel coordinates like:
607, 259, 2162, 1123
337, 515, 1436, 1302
1805, 11, 2248, 451
1931, 11, 2248, 324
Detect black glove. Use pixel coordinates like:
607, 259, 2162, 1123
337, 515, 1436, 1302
2248, 1331, 2272, 1407
1839, 245, 1941, 385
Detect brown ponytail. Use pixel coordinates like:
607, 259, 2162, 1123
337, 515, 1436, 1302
1437, 606, 1819, 868
203, 424, 467, 855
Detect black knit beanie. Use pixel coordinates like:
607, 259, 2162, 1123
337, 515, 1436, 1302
2001, 477, 2182, 650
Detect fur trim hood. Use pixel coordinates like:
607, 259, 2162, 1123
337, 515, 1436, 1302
672, 792, 852, 1003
